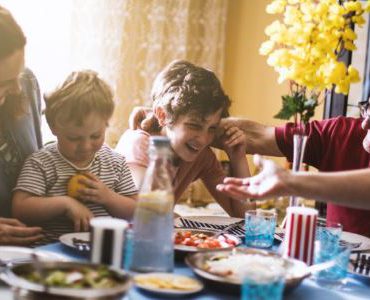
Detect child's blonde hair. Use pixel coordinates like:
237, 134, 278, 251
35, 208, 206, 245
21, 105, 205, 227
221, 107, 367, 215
44, 70, 114, 128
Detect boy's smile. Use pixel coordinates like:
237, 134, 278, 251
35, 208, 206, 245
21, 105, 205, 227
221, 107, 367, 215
163, 109, 223, 162
51, 113, 107, 168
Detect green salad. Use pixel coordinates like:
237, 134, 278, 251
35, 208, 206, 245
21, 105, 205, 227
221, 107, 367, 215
24, 266, 123, 289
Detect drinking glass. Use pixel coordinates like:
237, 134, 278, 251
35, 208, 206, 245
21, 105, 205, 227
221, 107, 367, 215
313, 240, 352, 287
316, 221, 343, 250
241, 269, 284, 300
245, 210, 276, 248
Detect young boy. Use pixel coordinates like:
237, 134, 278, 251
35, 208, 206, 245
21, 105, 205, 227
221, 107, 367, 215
13, 70, 137, 244
116, 60, 254, 218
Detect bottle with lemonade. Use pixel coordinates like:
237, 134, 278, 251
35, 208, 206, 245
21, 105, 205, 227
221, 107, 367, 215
130, 136, 174, 272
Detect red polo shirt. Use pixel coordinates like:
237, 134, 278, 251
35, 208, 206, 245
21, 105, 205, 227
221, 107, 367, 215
276, 116, 370, 237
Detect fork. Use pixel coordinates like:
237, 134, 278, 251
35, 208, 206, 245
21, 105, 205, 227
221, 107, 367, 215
72, 238, 90, 251
352, 253, 370, 276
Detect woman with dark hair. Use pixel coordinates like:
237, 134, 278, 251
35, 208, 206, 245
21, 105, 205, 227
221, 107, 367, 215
0, 5, 43, 245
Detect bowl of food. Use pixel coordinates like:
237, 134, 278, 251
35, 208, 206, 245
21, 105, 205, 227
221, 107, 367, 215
174, 228, 241, 260
185, 247, 310, 293
1, 261, 131, 300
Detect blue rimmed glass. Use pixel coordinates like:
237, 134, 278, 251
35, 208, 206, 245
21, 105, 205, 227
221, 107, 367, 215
241, 271, 284, 300
245, 210, 276, 248
313, 240, 352, 287
316, 221, 343, 256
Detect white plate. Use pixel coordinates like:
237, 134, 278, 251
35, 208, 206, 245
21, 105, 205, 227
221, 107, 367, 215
275, 228, 370, 252
59, 232, 90, 250
175, 216, 243, 227
134, 273, 203, 295
0, 246, 67, 266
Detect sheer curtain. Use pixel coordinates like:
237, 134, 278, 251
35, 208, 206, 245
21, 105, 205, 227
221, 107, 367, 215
69, 0, 228, 145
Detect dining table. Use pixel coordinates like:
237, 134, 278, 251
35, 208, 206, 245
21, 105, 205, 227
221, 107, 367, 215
1, 241, 369, 300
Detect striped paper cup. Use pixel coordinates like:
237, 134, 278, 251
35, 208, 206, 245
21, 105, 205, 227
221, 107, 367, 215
282, 207, 318, 265
90, 217, 128, 268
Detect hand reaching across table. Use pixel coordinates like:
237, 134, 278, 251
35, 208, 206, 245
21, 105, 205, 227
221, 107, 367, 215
0, 218, 43, 246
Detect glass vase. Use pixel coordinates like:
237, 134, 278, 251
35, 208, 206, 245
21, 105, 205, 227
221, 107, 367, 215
289, 134, 308, 206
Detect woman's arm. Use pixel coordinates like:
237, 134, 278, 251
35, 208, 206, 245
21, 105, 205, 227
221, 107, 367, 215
217, 155, 370, 210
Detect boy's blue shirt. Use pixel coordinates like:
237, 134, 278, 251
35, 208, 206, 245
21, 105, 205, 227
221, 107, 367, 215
0, 68, 42, 217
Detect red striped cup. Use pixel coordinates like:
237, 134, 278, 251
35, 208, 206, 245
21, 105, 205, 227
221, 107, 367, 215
282, 207, 318, 265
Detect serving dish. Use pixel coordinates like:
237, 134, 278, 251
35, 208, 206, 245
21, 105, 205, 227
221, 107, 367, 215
185, 247, 310, 292
134, 272, 203, 295
174, 228, 241, 252
1, 261, 131, 300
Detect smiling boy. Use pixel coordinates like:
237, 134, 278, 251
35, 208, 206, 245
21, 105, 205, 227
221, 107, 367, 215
116, 60, 254, 217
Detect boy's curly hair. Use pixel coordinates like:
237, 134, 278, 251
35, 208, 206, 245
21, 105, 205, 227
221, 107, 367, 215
44, 70, 114, 128
151, 60, 231, 125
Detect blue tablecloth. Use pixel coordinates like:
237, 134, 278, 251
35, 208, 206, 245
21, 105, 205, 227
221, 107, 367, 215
36, 243, 370, 300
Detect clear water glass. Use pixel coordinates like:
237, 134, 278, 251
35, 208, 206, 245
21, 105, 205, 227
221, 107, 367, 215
314, 240, 352, 287
242, 273, 284, 300
245, 210, 276, 248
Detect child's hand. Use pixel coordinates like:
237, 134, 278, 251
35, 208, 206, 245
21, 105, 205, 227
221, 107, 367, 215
64, 197, 93, 232
219, 125, 247, 159
76, 172, 112, 205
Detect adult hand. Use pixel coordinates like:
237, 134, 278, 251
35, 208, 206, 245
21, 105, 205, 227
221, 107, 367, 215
128, 106, 154, 131
216, 155, 293, 200
64, 197, 93, 232
219, 124, 247, 158
0, 218, 43, 246
77, 172, 113, 205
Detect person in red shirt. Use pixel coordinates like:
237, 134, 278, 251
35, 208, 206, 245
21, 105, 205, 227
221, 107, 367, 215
216, 107, 370, 237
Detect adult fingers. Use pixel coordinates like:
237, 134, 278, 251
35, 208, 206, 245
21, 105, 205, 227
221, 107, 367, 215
7, 234, 44, 246
7, 226, 43, 237
0, 218, 26, 227
216, 184, 250, 201
128, 106, 147, 130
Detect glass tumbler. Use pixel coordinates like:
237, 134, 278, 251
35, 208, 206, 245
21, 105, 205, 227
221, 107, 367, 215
245, 210, 276, 248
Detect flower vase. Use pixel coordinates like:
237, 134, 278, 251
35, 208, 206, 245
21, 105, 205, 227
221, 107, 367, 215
289, 134, 308, 206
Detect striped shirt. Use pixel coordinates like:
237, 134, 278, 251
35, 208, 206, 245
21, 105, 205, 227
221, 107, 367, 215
14, 143, 137, 245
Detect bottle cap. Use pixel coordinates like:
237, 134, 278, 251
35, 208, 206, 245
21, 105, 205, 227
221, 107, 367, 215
150, 136, 171, 147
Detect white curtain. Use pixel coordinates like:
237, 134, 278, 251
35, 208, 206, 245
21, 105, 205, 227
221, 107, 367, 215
69, 0, 228, 145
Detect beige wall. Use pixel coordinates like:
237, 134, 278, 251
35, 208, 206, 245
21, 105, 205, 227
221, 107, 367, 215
223, 0, 323, 125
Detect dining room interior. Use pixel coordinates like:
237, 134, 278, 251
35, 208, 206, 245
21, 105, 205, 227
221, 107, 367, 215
1, 0, 370, 299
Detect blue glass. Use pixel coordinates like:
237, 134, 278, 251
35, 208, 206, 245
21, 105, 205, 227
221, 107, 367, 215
245, 211, 276, 248
122, 228, 133, 270
314, 243, 351, 286
242, 277, 284, 300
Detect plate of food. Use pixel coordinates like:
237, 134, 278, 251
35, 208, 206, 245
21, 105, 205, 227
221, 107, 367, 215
0, 246, 67, 267
134, 273, 203, 295
185, 248, 310, 292
59, 232, 90, 251
1, 261, 131, 299
174, 228, 241, 253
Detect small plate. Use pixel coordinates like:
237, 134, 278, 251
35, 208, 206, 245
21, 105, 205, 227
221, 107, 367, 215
174, 228, 241, 253
185, 248, 310, 292
59, 232, 90, 250
275, 228, 370, 252
0, 246, 67, 266
134, 273, 203, 295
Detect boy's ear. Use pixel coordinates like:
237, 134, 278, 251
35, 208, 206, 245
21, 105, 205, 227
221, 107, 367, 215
154, 107, 167, 127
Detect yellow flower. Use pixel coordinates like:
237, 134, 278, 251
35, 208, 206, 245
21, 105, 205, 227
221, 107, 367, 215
259, 40, 275, 56
266, 0, 287, 14
348, 66, 360, 83
343, 28, 357, 41
344, 41, 357, 51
